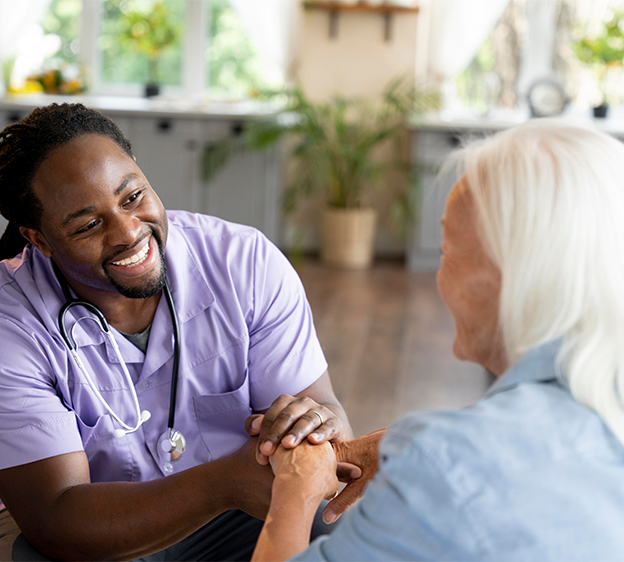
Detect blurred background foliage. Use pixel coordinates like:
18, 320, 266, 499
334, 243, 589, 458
39, 0, 277, 97
100, 0, 184, 86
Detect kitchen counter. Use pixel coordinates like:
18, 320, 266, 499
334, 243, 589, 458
411, 105, 624, 138
0, 93, 279, 121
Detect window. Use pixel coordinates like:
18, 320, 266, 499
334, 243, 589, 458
11, 0, 281, 98
99, 0, 185, 89
456, 0, 526, 111
41, 0, 82, 66
455, 0, 624, 111
207, 0, 282, 99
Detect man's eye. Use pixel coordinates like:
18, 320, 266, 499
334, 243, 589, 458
124, 190, 143, 206
77, 220, 98, 234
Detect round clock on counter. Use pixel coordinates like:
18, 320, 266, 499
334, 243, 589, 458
527, 78, 568, 118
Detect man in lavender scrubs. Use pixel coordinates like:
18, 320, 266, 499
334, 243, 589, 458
0, 104, 352, 561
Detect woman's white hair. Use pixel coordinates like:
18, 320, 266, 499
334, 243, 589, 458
455, 118, 624, 443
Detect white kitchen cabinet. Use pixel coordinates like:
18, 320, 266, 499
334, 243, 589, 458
202, 137, 281, 243
0, 109, 29, 237
408, 114, 624, 271
0, 99, 283, 248
407, 124, 509, 271
407, 129, 462, 271
122, 115, 282, 243
125, 116, 204, 215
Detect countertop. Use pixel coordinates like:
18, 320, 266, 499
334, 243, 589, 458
411, 106, 624, 137
0, 94, 279, 121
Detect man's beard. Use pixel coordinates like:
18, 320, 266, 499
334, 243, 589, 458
105, 233, 167, 299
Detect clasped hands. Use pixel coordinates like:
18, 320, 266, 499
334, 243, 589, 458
245, 394, 385, 523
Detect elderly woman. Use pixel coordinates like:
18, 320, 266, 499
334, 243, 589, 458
249, 119, 624, 561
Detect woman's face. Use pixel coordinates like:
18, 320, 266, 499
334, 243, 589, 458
436, 177, 507, 375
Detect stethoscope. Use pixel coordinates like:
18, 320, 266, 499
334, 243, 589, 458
53, 262, 186, 473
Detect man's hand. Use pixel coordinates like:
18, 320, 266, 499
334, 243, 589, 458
322, 429, 387, 524
246, 393, 350, 465
226, 437, 275, 520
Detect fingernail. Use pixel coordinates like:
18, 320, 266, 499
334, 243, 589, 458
258, 453, 269, 465
309, 433, 320, 441
260, 442, 273, 455
322, 509, 337, 524
251, 417, 261, 432
283, 435, 296, 446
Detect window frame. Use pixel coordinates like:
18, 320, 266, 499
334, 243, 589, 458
79, 0, 207, 97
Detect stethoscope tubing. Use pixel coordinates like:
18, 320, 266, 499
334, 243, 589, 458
52, 261, 180, 440
163, 280, 180, 431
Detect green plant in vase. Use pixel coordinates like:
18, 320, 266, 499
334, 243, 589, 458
118, 0, 181, 97
204, 77, 440, 268
573, 10, 624, 117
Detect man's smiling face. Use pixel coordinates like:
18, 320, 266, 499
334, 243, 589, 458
24, 133, 168, 301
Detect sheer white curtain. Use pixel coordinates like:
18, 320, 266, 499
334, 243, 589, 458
426, 0, 510, 79
418, 0, 510, 107
516, 0, 558, 99
574, 0, 613, 31
0, 0, 53, 92
227, 0, 300, 82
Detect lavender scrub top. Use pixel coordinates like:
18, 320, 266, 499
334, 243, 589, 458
0, 211, 328, 482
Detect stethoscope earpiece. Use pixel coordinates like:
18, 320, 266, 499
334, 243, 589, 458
113, 410, 151, 439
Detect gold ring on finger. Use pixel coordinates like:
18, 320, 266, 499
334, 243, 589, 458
310, 410, 324, 425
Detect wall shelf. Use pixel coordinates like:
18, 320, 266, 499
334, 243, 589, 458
303, 2, 420, 41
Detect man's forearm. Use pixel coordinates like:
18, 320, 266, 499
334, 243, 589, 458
5, 437, 273, 562
47, 459, 232, 560
324, 403, 354, 440
29, 454, 242, 561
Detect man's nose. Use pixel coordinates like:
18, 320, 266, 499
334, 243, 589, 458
106, 212, 142, 247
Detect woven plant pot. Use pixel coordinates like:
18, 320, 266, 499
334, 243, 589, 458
320, 207, 377, 269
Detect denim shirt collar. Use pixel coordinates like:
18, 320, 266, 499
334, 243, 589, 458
487, 339, 564, 397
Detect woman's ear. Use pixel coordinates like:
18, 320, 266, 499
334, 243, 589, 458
19, 227, 53, 258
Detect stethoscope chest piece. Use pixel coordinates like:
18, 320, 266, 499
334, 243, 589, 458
158, 427, 186, 474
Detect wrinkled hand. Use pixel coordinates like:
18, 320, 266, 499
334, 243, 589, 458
322, 429, 387, 524
270, 441, 339, 502
245, 395, 349, 465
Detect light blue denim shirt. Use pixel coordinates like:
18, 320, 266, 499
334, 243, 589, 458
294, 342, 624, 561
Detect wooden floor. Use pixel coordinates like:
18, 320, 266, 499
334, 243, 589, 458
296, 257, 492, 438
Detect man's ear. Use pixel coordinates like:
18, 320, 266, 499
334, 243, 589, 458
19, 227, 53, 258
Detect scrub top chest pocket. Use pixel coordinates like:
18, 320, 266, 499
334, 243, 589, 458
193, 368, 252, 460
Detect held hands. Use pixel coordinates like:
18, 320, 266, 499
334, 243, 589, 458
269, 442, 340, 503
245, 395, 350, 465
258, 426, 387, 524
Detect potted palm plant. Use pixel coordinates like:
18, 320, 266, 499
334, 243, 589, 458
204, 78, 439, 268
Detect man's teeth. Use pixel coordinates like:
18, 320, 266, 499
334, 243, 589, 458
111, 241, 150, 267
